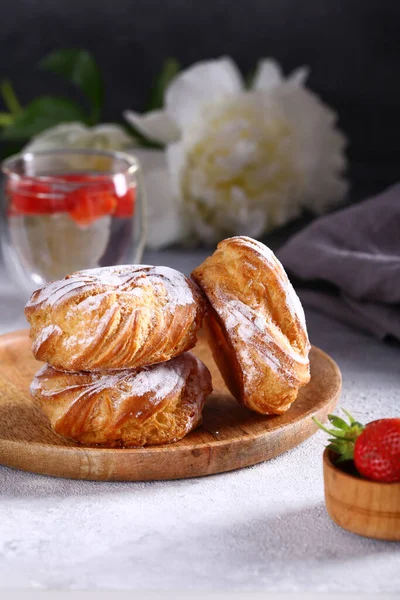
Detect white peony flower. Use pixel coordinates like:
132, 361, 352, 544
25, 122, 136, 152
125, 57, 348, 245
133, 148, 185, 249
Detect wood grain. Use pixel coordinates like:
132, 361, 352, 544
0, 329, 341, 481
323, 449, 400, 541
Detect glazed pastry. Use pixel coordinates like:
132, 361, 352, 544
191, 236, 310, 415
25, 265, 205, 372
31, 352, 212, 447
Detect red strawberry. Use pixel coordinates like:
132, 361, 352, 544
313, 411, 400, 483
114, 187, 136, 218
7, 179, 69, 215
67, 185, 117, 226
7, 174, 135, 222
354, 419, 400, 483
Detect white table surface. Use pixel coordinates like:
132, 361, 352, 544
0, 251, 399, 594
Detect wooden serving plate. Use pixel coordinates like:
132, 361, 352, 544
0, 329, 341, 481
323, 449, 400, 541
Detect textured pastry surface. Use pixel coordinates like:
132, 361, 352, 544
191, 236, 311, 415
25, 265, 205, 372
31, 352, 212, 447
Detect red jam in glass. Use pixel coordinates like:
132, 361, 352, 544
4, 172, 137, 286
7, 173, 136, 225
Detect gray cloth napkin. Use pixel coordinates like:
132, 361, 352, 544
278, 183, 400, 341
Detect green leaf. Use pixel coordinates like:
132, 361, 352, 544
39, 49, 104, 124
328, 414, 350, 430
0, 112, 13, 126
0, 96, 86, 141
312, 417, 347, 438
341, 408, 357, 425
329, 439, 355, 462
147, 58, 180, 111
313, 410, 365, 464
0, 80, 22, 115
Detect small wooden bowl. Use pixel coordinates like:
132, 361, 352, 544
323, 448, 400, 541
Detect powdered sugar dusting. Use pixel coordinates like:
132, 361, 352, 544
30, 365, 49, 393
72, 265, 147, 287
235, 236, 307, 329
32, 324, 62, 353
239, 345, 260, 382
27, 265, 196, 314
64, 306, 116, 353
66, 292, 109, 317
224, 299, 258, 343
254, 315, 266, 332
26, 279, 92, 309
221, 297, 281, 375
124, 361, 186, 400
284, 282, 307, 329
236, 236, 276, 263
32, 356, 189, 417
216, 279, 309, 388
153, 266, 195, 306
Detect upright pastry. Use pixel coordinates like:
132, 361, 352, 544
192, 236, 310, 415
25, 265, 205, 372
31, 352, 212, 447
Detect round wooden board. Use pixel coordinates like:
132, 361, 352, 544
0, 329, 341, 481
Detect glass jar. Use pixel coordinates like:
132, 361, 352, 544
1, 149, 147, 293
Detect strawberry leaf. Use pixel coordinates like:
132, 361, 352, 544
334, 444, 355, 462
328, 414, 349, 430
312, 418, 349, 439
341, 408, 358, 425
313, 410, 365, 463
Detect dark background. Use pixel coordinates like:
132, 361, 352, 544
1, 0, 400, 199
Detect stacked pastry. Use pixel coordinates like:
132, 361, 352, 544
25, 236, 311, 447
25, 265, 212, 447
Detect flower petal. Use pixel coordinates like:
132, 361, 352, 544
25, 122, 135, 152
133, 148, 186, 249
129, 147, 168, 171
276, 85, 348, 212
287, 66, 309, 87
166, 141, 186, 198
144, 168, 186, 249
24, 122, 89, 151
252, 59, 283, 91
165, 57, 243, 129
77, 123, 135, 150
124, 109, 180, 145
253, 60, 310, 91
